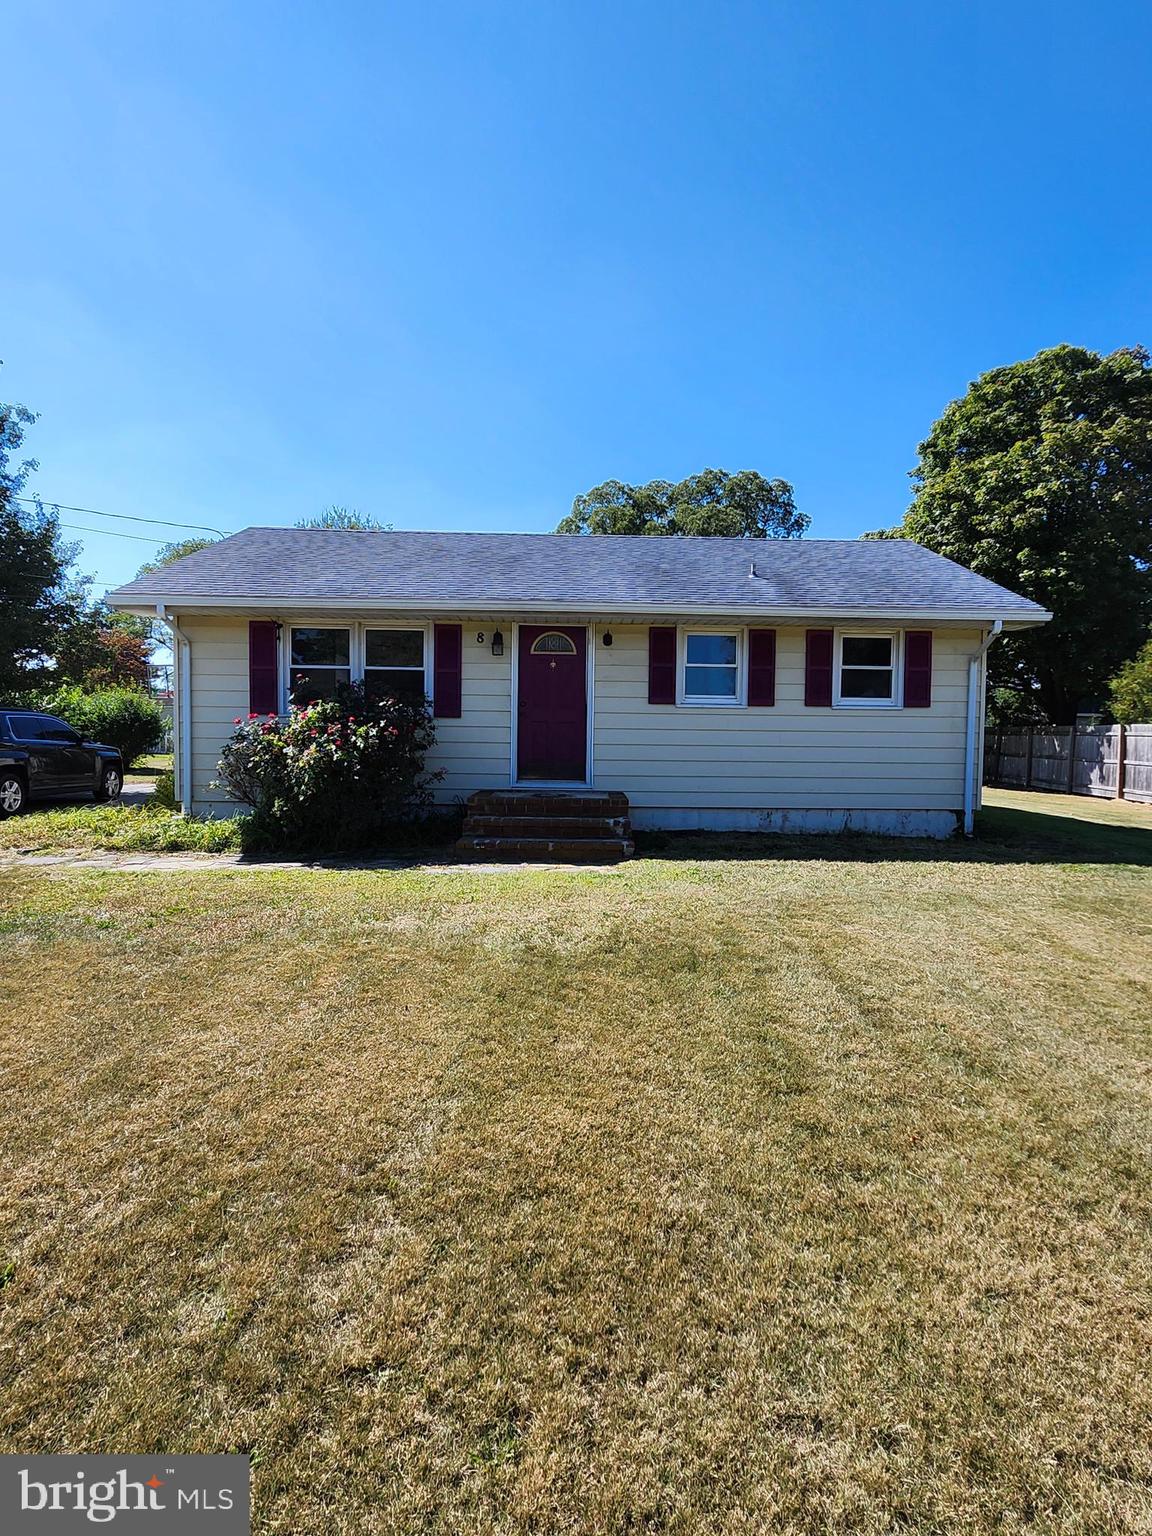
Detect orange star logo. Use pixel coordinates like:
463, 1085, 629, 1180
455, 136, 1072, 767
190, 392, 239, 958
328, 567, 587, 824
146, 1476, 164, 1489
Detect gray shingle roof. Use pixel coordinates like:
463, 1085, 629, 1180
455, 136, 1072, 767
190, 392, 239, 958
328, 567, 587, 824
106, 528, 1050, 619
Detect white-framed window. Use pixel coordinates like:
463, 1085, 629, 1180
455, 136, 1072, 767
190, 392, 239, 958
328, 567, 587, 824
679, 630, 744, 706
286, 624, 430, 707
364, 627, 428, 702
834, 631, 900, 707
289, 627, 352, 704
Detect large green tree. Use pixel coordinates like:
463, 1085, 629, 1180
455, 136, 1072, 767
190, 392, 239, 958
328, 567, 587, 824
1, 397, 158, 696
865, 345, 1152, 723
0, 401, 74, 695
558, 469, 808, 538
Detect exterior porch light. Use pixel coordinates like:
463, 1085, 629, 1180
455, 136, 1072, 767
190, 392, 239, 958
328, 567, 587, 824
490, 629, 504, 656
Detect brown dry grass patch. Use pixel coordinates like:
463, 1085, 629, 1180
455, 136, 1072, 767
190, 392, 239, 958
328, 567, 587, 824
1, 799, 1150, 1532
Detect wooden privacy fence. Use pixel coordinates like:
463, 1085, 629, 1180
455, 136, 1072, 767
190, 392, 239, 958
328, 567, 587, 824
984, 723, 1152, 803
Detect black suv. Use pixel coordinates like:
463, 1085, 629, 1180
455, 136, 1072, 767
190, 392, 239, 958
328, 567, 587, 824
0, 710, 124, 818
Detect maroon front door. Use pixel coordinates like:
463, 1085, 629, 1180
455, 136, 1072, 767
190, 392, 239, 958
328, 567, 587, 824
517, 626, 588, 781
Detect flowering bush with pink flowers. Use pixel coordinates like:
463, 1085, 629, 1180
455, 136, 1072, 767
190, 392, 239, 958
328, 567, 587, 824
213, 682, 441, 851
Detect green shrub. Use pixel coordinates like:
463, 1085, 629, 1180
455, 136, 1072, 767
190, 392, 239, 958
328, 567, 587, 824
1107, 639, 1152, 724
212, 682, 441, 853
153, 769, 178, 809
36, 686, 166, 767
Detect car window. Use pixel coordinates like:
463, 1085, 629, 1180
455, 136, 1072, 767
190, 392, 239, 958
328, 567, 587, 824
6, 715, 45, 740
39, 717, 80, 741
12, 715, 75, 741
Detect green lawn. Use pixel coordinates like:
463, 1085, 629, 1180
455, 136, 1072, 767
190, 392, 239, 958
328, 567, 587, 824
0, 801, 243, 853
0, 791, 1149, 1532
124, 751, 173, 783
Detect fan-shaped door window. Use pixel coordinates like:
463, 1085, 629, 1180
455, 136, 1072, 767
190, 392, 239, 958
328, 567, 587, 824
530, 631, 577, 656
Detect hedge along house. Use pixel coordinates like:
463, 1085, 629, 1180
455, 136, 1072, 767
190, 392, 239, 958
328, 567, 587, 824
107, 529, 1050, 847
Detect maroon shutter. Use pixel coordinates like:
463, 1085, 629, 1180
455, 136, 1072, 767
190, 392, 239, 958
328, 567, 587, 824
433, 623, 462, 717
904, 630, 933, 707
648, 626, 676, 704
804, 629, 834, 707
747, 629, 776, 706
248, 620, 279, 714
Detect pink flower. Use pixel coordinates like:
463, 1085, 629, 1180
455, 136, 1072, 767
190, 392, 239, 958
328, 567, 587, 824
233, 717, 241, 725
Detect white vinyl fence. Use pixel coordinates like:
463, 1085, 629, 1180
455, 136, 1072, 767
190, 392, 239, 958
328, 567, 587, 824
985, 723, 1152, 804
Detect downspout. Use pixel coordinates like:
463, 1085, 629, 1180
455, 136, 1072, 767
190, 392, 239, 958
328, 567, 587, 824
158, 605, 193, 815
963, 619, 1003, 837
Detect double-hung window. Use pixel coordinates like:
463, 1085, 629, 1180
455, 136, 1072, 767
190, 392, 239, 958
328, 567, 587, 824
681, 632, 742, 704
364, 628, 427, 701
289, 627, 351, 704
287, 625, 428, 707
835, 633, 898, 706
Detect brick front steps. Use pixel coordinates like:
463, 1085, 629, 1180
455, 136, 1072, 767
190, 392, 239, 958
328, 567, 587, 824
456, 790, 634, 863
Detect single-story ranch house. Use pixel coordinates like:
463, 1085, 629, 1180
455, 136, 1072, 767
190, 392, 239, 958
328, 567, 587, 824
108, 529, 1050, 847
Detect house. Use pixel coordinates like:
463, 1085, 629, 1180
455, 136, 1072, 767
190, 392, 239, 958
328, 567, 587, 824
106, 529, 1050, 848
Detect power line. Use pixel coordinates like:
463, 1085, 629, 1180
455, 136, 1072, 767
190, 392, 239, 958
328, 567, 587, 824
16, 495, 225, 537
60, 522, 172, 545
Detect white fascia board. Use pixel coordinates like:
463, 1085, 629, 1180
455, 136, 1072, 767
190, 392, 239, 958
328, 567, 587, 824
107, 592, 1053, 626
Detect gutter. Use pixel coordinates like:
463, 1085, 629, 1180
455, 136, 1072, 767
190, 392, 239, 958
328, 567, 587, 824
110, 593, 1054, 625
157, 605, 193, 815
962, 619, 1003, 837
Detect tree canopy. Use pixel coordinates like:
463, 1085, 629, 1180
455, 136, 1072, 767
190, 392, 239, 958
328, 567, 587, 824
0, 396, 159, 695
557, 470, 808, 539
865, 345, 1152, 723
296, 506, 391, 531
1108, 638, 1152, 724
53, 603, 151, 689
0, 401, 75, 696
135, 536, 218, 576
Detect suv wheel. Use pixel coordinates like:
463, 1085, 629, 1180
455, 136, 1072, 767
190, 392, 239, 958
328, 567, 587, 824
94, 765, 123, 802
0, 773, 27, 818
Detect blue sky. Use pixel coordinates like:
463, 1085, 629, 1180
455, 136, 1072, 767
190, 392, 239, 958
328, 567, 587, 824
3, 0, 1149, 593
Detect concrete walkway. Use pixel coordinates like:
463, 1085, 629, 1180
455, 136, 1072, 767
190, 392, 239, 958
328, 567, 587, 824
0, 849, 623, 875
121, 783, 157, 806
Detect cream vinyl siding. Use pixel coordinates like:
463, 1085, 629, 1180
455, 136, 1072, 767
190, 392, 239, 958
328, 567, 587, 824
181, 615, 515, 813
591, 625, 975, 811
180, 615, 974, 816
433, 622, 514, 798
185, 618, 250, 811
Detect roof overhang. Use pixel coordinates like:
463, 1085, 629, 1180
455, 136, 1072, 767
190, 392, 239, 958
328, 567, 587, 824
110, 593, 1052, 630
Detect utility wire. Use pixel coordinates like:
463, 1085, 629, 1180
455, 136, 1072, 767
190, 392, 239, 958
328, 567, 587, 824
16, 495, 225, 537
60, 522, 174, 545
